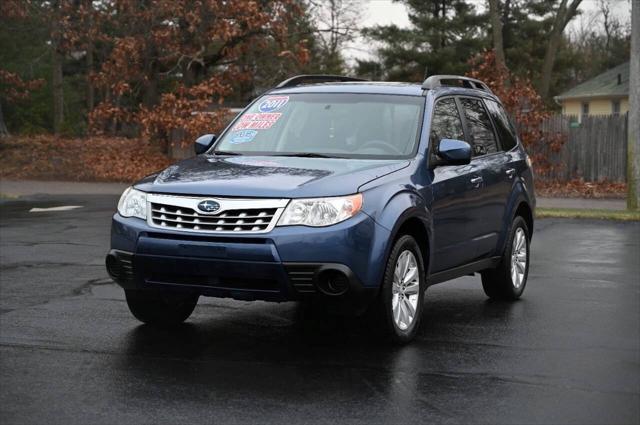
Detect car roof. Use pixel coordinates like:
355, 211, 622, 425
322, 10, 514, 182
270, 81, 423, 96
269, 81, 500, 101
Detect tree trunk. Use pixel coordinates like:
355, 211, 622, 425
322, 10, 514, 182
501, 0, 511, 29
50, 0, 64, 134
52, 47, 64, 134
628, 0, 639, 210
440, 0, 446, 48
86, 42, 94, 111
0, 101, 9, 137
143, 48, 159, 108
538, 0, 582, 99
488, 0, 506, 69
143, 74, 158, 108
85, 0, 95, 113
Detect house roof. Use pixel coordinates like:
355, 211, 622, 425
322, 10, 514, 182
555, 61, 629, 101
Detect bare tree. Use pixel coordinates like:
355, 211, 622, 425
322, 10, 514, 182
598, 0, 626, 60
309, 0, 360, 74
538, 0, 583, 99
601, 0, 613, 51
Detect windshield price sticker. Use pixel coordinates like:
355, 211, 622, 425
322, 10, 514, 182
228, 130, 258, 144
258, 95, 289, 112
233, 112, 282, 130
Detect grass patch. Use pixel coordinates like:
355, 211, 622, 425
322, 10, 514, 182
536, 208, 640, 221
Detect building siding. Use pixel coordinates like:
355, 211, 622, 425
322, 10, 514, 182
560, 97, 629, 121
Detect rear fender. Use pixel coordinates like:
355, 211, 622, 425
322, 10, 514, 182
498, 179, 534, 255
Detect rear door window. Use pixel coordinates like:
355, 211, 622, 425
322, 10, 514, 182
485, 100, 518, 151
460, 98, 498, 157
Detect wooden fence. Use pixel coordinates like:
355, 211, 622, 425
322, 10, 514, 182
527, 114, 628, 182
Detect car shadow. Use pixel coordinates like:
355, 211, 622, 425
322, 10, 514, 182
112, 293, 524, 421
118, 291, 522, 370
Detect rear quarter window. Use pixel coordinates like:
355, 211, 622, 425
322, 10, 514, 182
485, 100, 518, 151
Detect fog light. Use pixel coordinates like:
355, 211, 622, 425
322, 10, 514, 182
316, 269, 349, 296
105, 254, 120, 281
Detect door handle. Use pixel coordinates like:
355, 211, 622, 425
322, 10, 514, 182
470, 176, 483, 187
506, 168, 516, 179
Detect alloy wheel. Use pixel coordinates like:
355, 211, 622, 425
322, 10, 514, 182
511, 228, 527, 289
392, 250, 420, 331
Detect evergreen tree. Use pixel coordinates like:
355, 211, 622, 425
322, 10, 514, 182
359, 0, 487, 81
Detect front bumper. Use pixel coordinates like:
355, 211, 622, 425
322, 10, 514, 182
107, 211, 391, 307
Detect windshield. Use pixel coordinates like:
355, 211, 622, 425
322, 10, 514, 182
213, 93, 424, 159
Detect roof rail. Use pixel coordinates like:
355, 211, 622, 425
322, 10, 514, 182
421, 75, 493, 93
275, 74, 367, 89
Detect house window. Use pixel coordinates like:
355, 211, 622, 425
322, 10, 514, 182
612, 100, 621, 115
581, 102, 589, 116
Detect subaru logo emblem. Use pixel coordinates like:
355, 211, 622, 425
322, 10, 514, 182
197, 200, 220, 213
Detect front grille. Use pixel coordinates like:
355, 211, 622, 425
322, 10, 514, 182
146, 194, 288, 234
151, 203, 276, 232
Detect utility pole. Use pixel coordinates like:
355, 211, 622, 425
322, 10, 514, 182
629, 0, 639, 210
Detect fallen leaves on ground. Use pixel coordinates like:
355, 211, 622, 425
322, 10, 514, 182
0, 136, 171, 183
536, 179, 626, 199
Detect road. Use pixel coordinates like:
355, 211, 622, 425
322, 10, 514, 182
1, 194, 639, 424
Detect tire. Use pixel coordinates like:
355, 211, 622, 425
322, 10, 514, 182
374, 234, 426, 344
481, 216, 530, 300
125, 289, 199, 326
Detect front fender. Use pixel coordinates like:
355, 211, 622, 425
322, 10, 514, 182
362, 186, 434, 277
375, 191, 429, 232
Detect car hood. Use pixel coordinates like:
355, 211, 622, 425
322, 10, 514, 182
134, 155, 410, 198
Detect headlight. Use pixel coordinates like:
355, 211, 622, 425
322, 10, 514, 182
117, 187, 147, 219
278, 194, 363, 227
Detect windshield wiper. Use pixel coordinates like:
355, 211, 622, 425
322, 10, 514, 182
213, 150, 243, 156
275, 152, 342, 158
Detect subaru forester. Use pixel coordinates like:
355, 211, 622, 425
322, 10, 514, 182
106, 74, 535, 343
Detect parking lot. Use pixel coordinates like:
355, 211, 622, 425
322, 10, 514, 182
1, 194, 639, 424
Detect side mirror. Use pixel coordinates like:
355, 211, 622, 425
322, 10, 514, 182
194, 134, 217, 155
436, 139, 472, 166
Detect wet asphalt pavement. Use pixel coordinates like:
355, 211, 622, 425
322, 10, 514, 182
0, 195, 639, 424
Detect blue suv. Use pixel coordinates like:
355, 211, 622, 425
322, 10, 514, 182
106, 75, 535, 343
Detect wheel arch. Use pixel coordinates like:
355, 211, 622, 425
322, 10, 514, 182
514, 201, 534, 239
497, 182, 535, 256
378, 198, 433, 282
393, 216, 431, 277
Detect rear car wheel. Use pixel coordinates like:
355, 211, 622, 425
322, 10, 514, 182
481, 216, 530, 300
375, 234, 425, 343
125, 290, 199, 325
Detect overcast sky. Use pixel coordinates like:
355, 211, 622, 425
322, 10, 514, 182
345, 0, 632, 62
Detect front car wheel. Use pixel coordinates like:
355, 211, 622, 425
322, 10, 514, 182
375, 234, 425, 343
